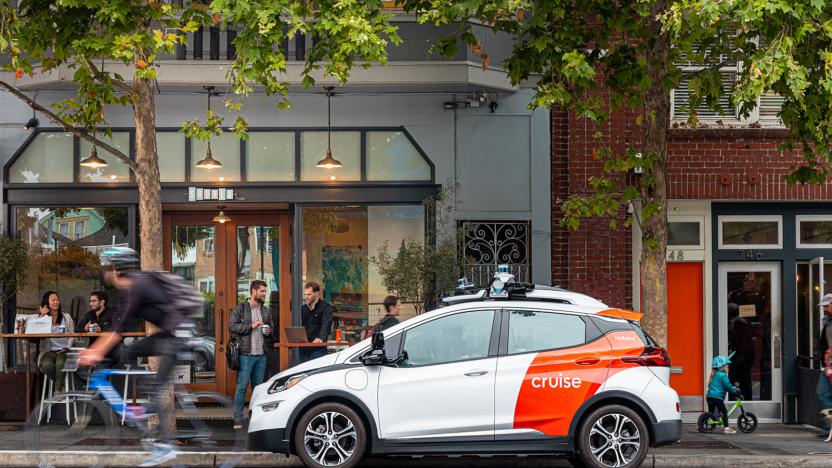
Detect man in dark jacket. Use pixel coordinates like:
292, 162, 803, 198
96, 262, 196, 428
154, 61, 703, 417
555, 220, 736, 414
76, 291, 118, 334
300, 281, 333, 362
229, 280, 273, 428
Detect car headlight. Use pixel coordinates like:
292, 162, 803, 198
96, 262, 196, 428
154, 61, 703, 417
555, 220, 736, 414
268, 373, 307, 394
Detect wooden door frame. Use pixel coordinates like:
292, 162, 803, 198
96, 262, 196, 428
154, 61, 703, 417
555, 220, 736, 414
163, 210, 292, 396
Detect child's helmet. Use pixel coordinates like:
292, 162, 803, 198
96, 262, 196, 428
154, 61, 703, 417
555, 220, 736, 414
712, 355, 732, 368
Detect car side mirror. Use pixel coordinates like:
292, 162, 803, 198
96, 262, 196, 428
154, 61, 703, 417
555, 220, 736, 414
361, 332, 386, 366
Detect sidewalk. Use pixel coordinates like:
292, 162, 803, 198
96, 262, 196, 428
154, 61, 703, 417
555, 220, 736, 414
0, 423, 831, 466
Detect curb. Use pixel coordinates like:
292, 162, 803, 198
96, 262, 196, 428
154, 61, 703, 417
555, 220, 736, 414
0, 450, 301, 467
649, 454, 832, 467
2, 451, 832, 467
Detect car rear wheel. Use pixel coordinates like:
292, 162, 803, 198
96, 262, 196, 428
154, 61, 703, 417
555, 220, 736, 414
293, 402, 367, 468
577, 405, 650, 468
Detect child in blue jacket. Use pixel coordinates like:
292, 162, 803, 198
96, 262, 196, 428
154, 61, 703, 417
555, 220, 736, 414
707, 354, 740, 434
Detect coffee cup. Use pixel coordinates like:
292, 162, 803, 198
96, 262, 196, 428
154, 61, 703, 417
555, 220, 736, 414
261, 324, 271, 336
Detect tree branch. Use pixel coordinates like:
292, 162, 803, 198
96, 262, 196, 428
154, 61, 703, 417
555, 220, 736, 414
0, 80, 138, 171
82, 58, 136, 96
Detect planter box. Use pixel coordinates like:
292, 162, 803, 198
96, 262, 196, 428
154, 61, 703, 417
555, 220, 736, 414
0, 371, 27, 421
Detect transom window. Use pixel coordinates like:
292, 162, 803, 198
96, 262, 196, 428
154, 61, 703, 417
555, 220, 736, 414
718, 215, 783, 249
796, 215, 832, 248
6, 128, 433, 185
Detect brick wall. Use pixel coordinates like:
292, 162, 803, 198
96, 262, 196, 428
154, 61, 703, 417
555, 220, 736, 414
552, 110, 832, 308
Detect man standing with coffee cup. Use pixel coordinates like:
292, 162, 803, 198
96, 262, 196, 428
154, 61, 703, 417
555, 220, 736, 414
229, 280, 273, 429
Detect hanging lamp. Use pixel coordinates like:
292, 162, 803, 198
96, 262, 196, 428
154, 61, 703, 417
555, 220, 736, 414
80, 132, 109, 169
316, 86, 343, 170
212, 206, 231, 224
195, 86, 223, 170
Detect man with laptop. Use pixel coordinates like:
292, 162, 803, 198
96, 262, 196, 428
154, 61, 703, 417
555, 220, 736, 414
297, 281, 333, 363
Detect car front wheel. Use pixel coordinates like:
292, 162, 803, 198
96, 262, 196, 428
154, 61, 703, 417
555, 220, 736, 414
577, 404, 650, 468
293, 402, 367, 468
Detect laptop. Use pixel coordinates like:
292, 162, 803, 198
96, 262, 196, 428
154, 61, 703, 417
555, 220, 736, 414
285, 326, 309, 343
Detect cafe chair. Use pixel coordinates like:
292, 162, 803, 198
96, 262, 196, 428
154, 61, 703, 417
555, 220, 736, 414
37, 351, 79, 426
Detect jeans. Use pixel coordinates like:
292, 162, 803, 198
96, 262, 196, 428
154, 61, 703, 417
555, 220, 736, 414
40, 351, 68, 392
817, 372, 832, 429
299, 347, 326, 363
234, 354, 267, 422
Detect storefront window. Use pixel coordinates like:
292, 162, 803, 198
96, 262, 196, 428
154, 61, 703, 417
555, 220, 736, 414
797, 216, 832, 247
719, 216, 782, 248
191, 133, 241, 183
300, 132, 361, 181
8, 132, 74, 183
13, 207, 132, 364
79, 132, 132, 183
301, 205, 425, 343
796, 261, 832, 367
158, 132, 186, 182
247, 132, 295, 181
366, 131, 431, 181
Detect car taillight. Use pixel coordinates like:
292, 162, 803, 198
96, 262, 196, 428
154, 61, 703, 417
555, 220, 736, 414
622, 346, 671, 367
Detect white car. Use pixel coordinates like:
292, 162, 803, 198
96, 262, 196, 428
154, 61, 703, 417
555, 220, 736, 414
248, 283, 681, 468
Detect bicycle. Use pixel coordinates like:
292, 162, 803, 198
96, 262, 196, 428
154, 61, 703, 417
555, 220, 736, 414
697, 395, 758, 434
24, 346, 245, 468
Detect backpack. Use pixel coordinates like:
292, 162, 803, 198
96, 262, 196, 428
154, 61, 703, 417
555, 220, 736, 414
149, 271, 204, 316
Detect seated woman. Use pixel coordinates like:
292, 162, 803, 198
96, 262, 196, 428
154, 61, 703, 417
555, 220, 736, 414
38, 291, 75, 393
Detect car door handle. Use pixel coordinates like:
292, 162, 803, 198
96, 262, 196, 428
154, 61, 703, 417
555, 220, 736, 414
464, 370, 489, 377
575, 357, 600, 366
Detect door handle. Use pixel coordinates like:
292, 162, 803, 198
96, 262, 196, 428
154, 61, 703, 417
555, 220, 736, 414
464, 370, 488, 377
575, 357, 600, 366
219, 308, 224, 346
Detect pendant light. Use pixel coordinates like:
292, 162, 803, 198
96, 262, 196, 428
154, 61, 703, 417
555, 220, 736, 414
80, 132, 109, 169
195, 86, 223, 170
316, 86, 343, 170
212, 205, 231, 224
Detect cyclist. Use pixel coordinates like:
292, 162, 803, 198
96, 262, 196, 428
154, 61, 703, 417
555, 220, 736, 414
79, 247, 188, 466
707, 354, 740, 435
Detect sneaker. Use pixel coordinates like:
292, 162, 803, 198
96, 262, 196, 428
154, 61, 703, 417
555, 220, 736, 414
723, 427, 737, 435
137, 443, 178, 467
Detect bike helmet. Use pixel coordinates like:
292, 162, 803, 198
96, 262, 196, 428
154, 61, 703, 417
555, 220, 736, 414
711, 354, 732, 369
100, 246, 140, 272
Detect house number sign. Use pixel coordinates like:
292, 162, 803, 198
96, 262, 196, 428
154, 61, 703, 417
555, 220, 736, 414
738, 249, 764, 260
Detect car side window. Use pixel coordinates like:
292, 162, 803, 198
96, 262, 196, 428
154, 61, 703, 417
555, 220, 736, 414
507, 310, 586, 354
401, 310, 495, 367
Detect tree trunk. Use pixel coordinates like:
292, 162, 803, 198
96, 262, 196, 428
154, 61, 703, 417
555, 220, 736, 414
638, 3, 671, 347
133, 76, 175, 437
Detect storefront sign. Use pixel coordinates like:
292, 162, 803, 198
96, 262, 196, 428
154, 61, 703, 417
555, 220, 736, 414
188, 187, 236, 202
739, 304, 756, 318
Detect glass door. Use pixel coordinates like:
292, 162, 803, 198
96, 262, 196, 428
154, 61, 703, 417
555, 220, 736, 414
164, 212, 291, 396
718, 262, 781, 418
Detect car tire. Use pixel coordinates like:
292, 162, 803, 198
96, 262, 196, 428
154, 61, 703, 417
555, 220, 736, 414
193, 352, 210, 373
293, 402, 367, 468
576, 405, 650, 468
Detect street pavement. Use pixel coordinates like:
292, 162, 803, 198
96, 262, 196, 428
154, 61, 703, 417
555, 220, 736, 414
0, 422, 831, 467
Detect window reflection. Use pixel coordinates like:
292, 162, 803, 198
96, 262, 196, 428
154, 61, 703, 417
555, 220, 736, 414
14, 207, 131, 366
301, 205, 425, 344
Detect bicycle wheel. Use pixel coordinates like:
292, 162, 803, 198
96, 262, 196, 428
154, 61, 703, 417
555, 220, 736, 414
24, 392, 140, 468
174, 391, 245, 468
697, 412, 716, 433
737, 412, 758, 433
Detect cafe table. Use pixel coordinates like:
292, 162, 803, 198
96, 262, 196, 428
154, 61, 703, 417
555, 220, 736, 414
273, 341, 352, 368
0, 332, 147, 419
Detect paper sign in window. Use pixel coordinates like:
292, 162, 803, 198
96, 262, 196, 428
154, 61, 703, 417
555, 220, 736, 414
739, 304, 756, 318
